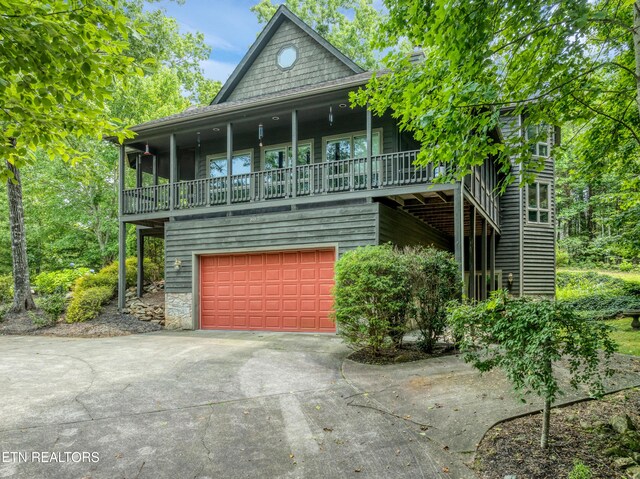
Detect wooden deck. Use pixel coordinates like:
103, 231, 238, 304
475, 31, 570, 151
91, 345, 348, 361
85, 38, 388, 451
122, 150, 499, 228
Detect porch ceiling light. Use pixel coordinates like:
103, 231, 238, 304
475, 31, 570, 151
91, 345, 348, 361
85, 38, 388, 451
212, 127, 220, 132
143, 142, 153, 156
272, 116, 279, 121
339, 103, 347, 108
258, 123, 264, 147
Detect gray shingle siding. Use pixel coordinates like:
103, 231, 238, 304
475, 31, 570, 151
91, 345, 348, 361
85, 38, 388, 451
226, 19, 354, 103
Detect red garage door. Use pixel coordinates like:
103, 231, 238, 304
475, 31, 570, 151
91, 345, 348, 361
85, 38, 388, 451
199, 249, 336, 332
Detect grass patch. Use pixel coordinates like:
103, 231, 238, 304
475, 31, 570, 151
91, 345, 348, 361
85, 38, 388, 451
605, 317, 640, 356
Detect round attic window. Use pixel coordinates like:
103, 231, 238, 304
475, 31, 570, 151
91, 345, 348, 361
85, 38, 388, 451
277, 45, 298, 70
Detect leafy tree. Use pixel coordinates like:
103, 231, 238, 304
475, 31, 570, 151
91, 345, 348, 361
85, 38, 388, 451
0, 0, 143, 311
448, 291, 616, 449
0, 1, 221, 304
352, 0, 640, 190
251, 0, 384, 70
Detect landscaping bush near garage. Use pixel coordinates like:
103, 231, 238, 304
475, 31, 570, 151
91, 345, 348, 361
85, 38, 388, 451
332, 244, 461, 360
557, 271, 640, 320
33, 267, 91, 294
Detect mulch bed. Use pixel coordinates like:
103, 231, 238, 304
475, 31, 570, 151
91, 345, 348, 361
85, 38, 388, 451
475, 388, 640, 479
347, 342, 456, 365
0, 300, 161, 338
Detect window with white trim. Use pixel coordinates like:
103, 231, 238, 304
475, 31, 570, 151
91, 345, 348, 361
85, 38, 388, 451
527, 182, 551, 223
207, 150, 252, 178
526, 124, 549, 156
323, 130, 382, 161
263, 141, 313, 169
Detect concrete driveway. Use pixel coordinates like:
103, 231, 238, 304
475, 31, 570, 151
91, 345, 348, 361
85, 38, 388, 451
0, 332, 468, 479
2, 332, 639, 479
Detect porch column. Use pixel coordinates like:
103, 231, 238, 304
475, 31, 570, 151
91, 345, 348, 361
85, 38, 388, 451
481, 216, 488, 300
152, 155, 158, 186
453, 183, 465, 297
366, 107, 372, 189
135, 153, 142, 188
118, 144, 127, 311
169, 133, 177, 212
490, 228, 496, 293
152, 154, 158, 209
291, 110, 298, 198
136, 228, 144, 298
226, 122, 233, 205
469, 204, 477, 302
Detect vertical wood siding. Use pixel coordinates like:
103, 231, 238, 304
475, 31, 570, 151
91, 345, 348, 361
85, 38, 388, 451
164, 203, 378, 294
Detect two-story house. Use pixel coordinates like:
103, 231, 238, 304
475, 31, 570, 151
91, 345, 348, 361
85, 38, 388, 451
115, 6, 556, 331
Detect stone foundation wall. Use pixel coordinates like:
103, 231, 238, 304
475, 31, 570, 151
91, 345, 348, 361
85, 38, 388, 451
165, 293, 193, 330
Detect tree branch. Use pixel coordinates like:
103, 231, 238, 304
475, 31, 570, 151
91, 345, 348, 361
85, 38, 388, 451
570, 92, 640, 145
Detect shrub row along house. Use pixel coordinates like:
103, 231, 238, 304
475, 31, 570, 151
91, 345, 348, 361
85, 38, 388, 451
114, 6, 556, 331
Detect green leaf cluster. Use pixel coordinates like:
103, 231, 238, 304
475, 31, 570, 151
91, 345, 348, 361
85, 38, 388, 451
33, 268, 91, 295
332, 244, 460, 354
448, 290, 617, 405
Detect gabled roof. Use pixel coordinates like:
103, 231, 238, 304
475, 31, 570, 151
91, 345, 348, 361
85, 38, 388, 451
211, 5, 364, 105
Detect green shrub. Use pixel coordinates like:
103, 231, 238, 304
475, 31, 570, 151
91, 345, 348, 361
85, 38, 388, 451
33, 268, 90, 294
619, 260, 634, 272
66, 286, 114, 323
73, 257, 138, 294
143, 258, 162, 282
0, 303, 10, 322
568, 461, 592, 479
0, 274, 13, 304
404, 246, 461, 352
557, 271, 640, 319
448, 291, 616, 449
333, 244, 413, 354
556, 248, 570, 267
35, 294, 67, 322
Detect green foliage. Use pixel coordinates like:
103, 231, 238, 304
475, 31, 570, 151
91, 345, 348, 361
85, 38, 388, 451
74, 257, 142, 294
251, 0, 384, 70
404, 246, 461, 352
66, 256, 159, 323
66, 286, 114, 323
332, 245, 413, 353
567, 461, 592, 479
0, 274, 12, 304
605, 318, 640, 357
35, 294, 67, 323
556, 271, 640, 319
33, 268, 91, 294
0, 0, 142, 172
448, 291, 617, 405
0, 303, 9, 322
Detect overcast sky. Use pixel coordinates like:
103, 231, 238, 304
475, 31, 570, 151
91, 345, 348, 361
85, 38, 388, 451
150, 0, 385, 84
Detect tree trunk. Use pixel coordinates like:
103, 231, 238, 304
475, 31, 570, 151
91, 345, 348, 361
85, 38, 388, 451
6, 161, 36, 313
541, 398, 551, 448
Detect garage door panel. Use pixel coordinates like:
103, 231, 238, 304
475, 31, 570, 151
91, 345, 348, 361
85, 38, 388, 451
200, 249, 335, 332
